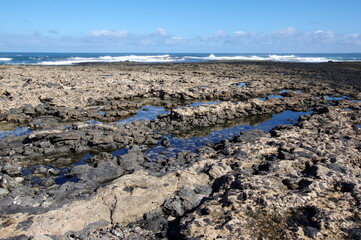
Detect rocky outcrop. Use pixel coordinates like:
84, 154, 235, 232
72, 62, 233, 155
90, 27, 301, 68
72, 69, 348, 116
1, 62, 359, 113
1, 62, 361, 239
0, 160, 212, 238
178, 108, 361, 240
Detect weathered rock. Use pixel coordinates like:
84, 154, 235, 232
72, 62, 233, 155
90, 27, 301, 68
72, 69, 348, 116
0, 160, 211, 239
0, 187, 9, 197
0, 62, 360, 239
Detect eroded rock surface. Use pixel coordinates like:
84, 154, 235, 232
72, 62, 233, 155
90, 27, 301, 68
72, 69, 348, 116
0, 61, 360, 239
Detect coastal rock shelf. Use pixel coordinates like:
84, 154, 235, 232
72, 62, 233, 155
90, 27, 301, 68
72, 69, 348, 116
0, 61, 361, 239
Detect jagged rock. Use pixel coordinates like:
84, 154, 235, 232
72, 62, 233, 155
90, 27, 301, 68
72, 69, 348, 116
0, 62, 360, 239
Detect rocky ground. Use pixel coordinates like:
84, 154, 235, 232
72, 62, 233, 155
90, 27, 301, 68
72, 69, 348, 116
0, 61, 360, 240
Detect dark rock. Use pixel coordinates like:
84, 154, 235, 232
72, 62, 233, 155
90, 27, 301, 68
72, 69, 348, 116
117, 147, 144, 171
301, 162, 318, 177
7, 234, 30, 240
232, 150, 248, 160
348, 228, 361, 240
212, 173, 236, 192
270, 125, 293, 137
48, 168, 61, 176
326, 163, 346, 173
334, 181, 355, 193
315, 106, 330, 114
297, 179, 313, 192
160, 137, 171, 148
278, 151, 296, 160
71, 159, 123, 185
52, 158, 72, 167
33, 166, 49, 175
9, 186, 34, 198
42, 178, 56, 188
287, 206, 321, 237
232, 129, 270, 143
142, 208, 168, 233
213, 139, 232, 151
162, 186, 211, 217
282, 178, 299, 190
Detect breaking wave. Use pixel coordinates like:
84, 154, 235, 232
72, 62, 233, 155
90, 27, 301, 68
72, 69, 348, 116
202, 54, 332, 62
40, 54, 183, 65
39, 54, 336, 65
1, 53, 360, 65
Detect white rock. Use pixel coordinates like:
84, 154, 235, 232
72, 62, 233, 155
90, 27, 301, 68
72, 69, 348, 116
15, 177, 24, 183
0, 187, 9, 197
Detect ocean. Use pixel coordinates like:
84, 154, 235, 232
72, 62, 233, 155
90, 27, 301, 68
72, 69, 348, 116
0, 53, 361, 65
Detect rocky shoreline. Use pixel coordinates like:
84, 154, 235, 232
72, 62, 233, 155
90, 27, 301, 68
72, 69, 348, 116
0, 61, 360, 240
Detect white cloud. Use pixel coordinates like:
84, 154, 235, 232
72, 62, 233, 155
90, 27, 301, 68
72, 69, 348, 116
172, 37, 183, 40
314, 30, 335, 39
273, 26, 298, 36
90, 30, 128, 37
156, 28, 168, 36
234, 31, 246, 36
209, 30, 227, 40
0, 27, 360, 52
343, 33, 361, 45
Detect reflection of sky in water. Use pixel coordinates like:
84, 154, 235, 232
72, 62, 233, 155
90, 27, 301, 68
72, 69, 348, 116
116, 106, 168, 124
144, 110, 312, 160
84, 120, 102, 124
115, 102, 223, 124
112, 148, 129, 156
189, 101, 221, 107
317, 95, 350, 101
237, 82, 247, 87
258, 90, 305, 101
279, 90, 302, 94
23, 109, 313, 185
257, 95, 283, 101
0, 127, 32, 138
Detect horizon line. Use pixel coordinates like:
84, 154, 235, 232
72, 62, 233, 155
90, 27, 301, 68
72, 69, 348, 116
1, 52, 361, 54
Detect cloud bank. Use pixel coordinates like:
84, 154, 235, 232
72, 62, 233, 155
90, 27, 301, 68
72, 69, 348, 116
0, 27, 360, 52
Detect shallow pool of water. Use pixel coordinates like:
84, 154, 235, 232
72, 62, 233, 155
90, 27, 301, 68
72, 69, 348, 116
0, 127, 32, 138
279, 90, 302, 94
188, 101, 222, 107
257, 95, 283, 101
116, 106, 168, 124
115, 101, 224, 124
318, 95, 350, 101
143, 110, 312, 161
237, 82, 247, 87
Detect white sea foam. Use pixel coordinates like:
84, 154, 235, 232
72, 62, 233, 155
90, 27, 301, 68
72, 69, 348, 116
269, 55, 330, 62
0, 58, 12, 61
35, 53, 354, 65
204, 54, 266, 61
39, 54, 182, 65
198, 54, 333, 63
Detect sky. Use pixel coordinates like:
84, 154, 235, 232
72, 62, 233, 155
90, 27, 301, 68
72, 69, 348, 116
1, 0, 361, 53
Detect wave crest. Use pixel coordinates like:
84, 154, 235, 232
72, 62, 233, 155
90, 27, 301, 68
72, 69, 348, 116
40, 54, 177, 65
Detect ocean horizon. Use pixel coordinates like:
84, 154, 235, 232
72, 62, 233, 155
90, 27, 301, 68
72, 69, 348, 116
1, 52, 361, 65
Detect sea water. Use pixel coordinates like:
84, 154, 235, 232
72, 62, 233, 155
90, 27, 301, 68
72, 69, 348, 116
1, 52, 361, 65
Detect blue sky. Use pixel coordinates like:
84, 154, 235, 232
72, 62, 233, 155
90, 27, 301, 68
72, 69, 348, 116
1, 0, 360, 52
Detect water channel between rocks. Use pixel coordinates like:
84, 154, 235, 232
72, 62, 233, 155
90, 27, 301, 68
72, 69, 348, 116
22, 109, 313, 185
4, 91, 358, 186
1, 91, 358, 138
